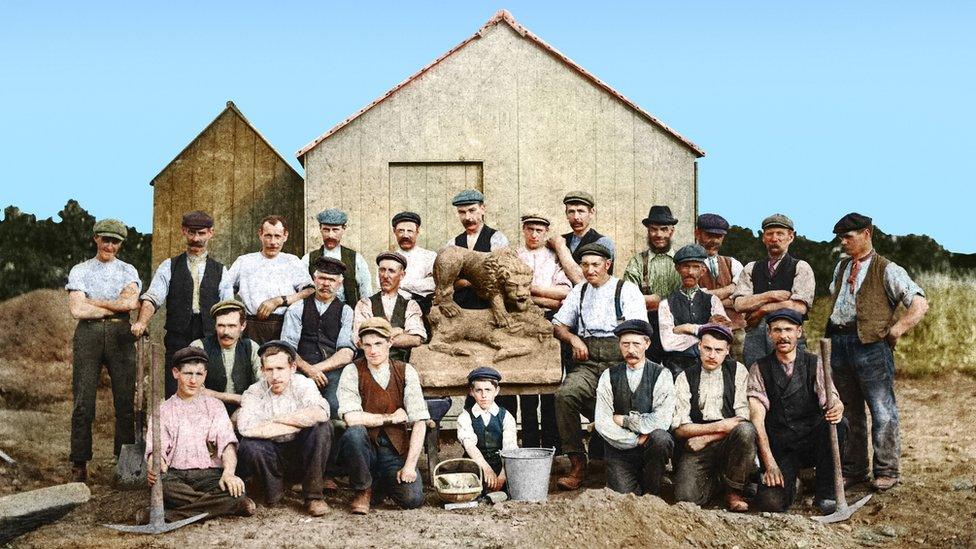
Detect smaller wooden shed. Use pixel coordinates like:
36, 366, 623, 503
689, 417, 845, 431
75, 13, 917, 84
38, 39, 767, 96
149, 101, 305, 268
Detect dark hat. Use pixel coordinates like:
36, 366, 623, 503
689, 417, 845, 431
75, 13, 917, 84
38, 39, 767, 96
520, 211, 551, 226
697, 213, 729, 235
358, 317, 393, 339
209, 299, 245, 318
573, 242, 613, 263
392, 211, 422, 227
181, 210, 214, 230
376, 251, 407, 269
642, 205, 678, 227
257, 340, 297, 360
765, 309, 803, 326
313, 256, 347, 275
833, 212, 873, 234
172, 346, 209, 368
673, 244, 708, 264
613, 319, 654, 338
563, 191, 595, 208
316, 208, 348, 226
697, 323, 733, 343
93, 218, 128, 241
761, 213, 795, 231
452, 189, 485, 206
467, 366, 502, 385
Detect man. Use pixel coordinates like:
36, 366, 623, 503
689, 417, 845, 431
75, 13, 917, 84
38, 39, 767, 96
695, 213, 747, 361
593, 320, 675, 496
387, 211, 437, 316
281, 256, 356, 418
551, 243, 646, 490
657, 244, 729, 378
748, 309, 845, 513
826, 212, 928, 492
189, 300, 261, 416
623, 205, 682, 363
303, 208, 372, 305
672, 324, 755, 512
222, 215, 313, 343
237, 341, 333, 517
66, 218, 141, 482
553, 191, 616, 282
134, 210, 226, 397
337, 318, 430, 514
446, 189, 510, 309
142, 347, 254, 523
516, 212, 572, 449
353, 252, 426, 363
732, 214, 816, 368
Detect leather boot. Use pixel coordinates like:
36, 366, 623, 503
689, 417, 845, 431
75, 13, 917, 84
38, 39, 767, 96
351, 488, 372, 515
556, 453, 587, 491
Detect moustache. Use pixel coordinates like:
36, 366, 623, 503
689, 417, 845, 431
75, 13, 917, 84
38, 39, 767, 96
220, 335, 234, 340
625, 353, 640, 359
397, 236, 414, 244
462, 219, 478, 227
776, 338, 792, 345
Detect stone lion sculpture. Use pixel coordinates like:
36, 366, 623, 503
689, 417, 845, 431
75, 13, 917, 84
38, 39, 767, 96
432, 246, 538, 328
427, 306, 554, 362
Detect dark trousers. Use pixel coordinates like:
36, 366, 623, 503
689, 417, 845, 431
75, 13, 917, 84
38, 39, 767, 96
831, 334, 900, 480
163, 314, 204, 398
238, 421, 333, 503
754, 419, 848, 511
519, 394, 559, 450
604, 429, 673, 496
244, 315, 284, 345
70, 319, 135, 463
555, 337, 621, 456
161, 467, 246, 521
337, 426, 424, 509
674, 422, 758, 505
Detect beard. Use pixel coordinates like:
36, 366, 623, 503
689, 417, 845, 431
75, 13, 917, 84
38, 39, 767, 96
648, 237, 672, 254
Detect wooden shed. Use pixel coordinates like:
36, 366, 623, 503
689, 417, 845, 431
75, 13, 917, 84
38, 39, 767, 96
150, 101, 305, 268
297, 10, 704, 276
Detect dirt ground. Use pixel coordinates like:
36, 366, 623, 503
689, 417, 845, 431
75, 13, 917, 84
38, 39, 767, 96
2, 290, 975, 548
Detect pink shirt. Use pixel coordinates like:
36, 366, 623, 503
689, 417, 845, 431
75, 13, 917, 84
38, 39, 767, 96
145, 394, 237, 470
518, 247, 571, 288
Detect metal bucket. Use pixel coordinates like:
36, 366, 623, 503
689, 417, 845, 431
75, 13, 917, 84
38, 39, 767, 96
499, 447, 554, 502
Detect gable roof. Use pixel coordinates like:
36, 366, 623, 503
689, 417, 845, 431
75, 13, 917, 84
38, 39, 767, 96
296, 9, 704, 161
151, 101, 302, 186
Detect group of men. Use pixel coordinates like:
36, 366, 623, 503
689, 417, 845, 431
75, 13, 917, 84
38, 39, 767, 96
66, 187, 928, 520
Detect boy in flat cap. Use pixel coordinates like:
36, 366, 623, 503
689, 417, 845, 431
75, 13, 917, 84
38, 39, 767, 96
672, 324, 755, 512
446, 189, 510, 309
66, 218, 141, 482
826, 212, 927, 492
747, 309, 845, 513
236, 340, 333, 517
457, 366, 518, 493
336, 318, 430, 514
732, 214, 816, 368
189, 299, 261, 416
303, 208, 372, 305
657, 244, 730, 378
353, 252, 427, 362
135, 210, 227, 397
695, 213, 747, 362
281, 256, 356, 418
141, 346, 254, 523
222, 215, 313, 344
593, 319, 675, 496
555, 191, 615, 281
388, 211, 437, 317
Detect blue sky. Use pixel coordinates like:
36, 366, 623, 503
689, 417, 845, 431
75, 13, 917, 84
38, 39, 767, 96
1, 1, 973, 252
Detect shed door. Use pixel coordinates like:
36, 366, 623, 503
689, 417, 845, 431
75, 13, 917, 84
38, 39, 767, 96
388, 162, 483, 250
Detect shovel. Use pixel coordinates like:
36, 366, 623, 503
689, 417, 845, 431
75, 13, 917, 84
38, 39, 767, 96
104, 342, 207, 534
812, 338, 872, 524
116, 336, 148, 487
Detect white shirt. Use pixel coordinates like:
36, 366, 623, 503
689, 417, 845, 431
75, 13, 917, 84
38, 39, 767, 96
236, 375, 330, 442
594, 361, 675, 450
222, 252, 311, 315
389, 246, 437, 298
552, 277, 646, 337
672, 362, 750, 429
456, 402, 518, 451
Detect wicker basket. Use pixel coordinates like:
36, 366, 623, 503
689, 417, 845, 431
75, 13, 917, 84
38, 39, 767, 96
432, 458, 483, 504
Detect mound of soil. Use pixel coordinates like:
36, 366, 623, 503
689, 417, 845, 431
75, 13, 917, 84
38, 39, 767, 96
0, 289, 76, 363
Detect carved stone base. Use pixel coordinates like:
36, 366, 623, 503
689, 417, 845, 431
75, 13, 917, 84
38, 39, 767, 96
411, 337, 561, 394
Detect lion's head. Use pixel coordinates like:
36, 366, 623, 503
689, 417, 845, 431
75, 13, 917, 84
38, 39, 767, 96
480, 248, 535, 312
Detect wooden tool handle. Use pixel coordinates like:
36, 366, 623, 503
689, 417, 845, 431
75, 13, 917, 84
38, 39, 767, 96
820, 338, 847, 508
149, 342, 165, 524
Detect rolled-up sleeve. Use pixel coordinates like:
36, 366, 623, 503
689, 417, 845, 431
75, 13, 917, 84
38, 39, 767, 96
620, 281, 649, 320
404, 299, 428, 341
337, 364, 363, 418
731, 262, 756, 308
212, 401, 239, 458
659, 298, 697, 352
884, 263, 925, 308
141, 259, 172, 309
291, 257, 313, 291
403, 365, 431, 422
65, 263, 86, 293
791, 261, 816, 308
336, 305, 356, 351
280, 301, 303, 349
355, 253, 373, 299
552, 283, 582, 330
628, 373, 675, 434
220, 258, 241, 300
746, 362, 769, 410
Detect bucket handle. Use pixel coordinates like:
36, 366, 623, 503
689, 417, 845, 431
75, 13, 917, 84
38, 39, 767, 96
433, 458, 483, 484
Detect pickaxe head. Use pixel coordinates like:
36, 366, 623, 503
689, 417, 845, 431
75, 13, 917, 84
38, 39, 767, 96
103, 512, 208, 534
811, 494, 873, 524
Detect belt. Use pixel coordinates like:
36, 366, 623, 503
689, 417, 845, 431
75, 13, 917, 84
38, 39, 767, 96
246, 314, 284, 322
827, 322, 858, 336
82, 313, 129, 323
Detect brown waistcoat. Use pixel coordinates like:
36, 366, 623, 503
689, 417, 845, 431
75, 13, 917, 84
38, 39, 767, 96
355, 358, 410, 455
829, 254, 895, 344
699, 255, 746, 330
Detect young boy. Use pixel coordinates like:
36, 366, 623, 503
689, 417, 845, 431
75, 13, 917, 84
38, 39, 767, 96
456, 367, 518, 492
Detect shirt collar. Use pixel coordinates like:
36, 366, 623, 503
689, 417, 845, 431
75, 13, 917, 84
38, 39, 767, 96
471, 402, 500, 419
680, 285, 700, 298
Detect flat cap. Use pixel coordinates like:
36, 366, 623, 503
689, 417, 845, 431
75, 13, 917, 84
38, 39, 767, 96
520, 211, 551, 227
673, 244, 708, 264
698, 323, 734, 343
181, 210, 214, 230
562, 191, 595, 208
573, 242, 613, 263
209, 299, 246, 318
376, 251, 407, 269
467, 366, 502, 385
697, 213, 729, 235
316, 208, 348, 226
833, 212, 872, 234
93, 218, 127, 241
172, 346, 209, 368
642, 205, 678, 227
313, 256, 347, 275
761, 213, 795, 231
257, 339, 297, 360
613, 319, 654, 338
452, 189, 485, 206
391, 211, 422, 227
766, 309, 803, 326
358, 317, 393, 339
